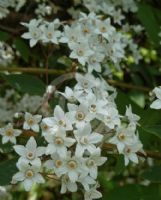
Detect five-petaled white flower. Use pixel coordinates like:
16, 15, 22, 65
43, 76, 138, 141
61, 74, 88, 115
74, 124, 103, 157
23, 112, 42, 132
0, 123, 21, 144
14, 136, 45, 166
12, 160, 44, 191
45, 129, 75, 157
150, 87, 161, 109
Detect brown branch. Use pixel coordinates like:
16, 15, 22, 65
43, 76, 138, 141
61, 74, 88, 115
107, 80, 151, 92
0, 67, 68, 75
0, 67, 151, 92
103, 143, 161, 160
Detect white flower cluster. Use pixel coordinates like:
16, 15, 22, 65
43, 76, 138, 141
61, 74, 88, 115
150, 87, 161, 109
0, 73, 143, 199
82, 0, 139, 15
21, 13, 128, 73
0, 0, 26, 19
0, 41, 14, 67
0, 90, 43, 125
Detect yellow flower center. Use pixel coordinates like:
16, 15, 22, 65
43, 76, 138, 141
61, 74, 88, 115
27, 118, 34, 126
27, 152, 35, 160
90, 104, 97, 112
47, 32, 52, 38
5, 129, 13, 136
118, 133, 125, 141
76, 111, 85, 121
77, 49, 84, 56
25, 170, 34, 178
87, 159, 95, 167
54, 137, 64, 145
80, 136, 88, 145
100, 26, 106, 33
55, 159, 63, 168
68, 160, 77, 169
58, 120, 66, 127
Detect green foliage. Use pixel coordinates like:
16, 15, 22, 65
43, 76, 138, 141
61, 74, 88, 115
0, 31, 10, 41
1, 74, 46, 95
138, 3, 161, 46
103, 184, 161, 200
0, 158, 17, 186
14, 39, 30, 62
142, 165, 161, 183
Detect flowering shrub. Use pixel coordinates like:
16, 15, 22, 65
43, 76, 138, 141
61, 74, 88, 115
0, 0, 161, 200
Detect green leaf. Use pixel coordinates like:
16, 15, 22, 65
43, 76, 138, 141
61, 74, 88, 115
142, 165, 161, 183
14, 39, 30, 62
141, 125, 161, 139
58, 56, 73, 67
128, 91, 145, 108
2, 74, 46, 95
0, 31, 10, 41
114, 155, 125, 175
103, 184, 161, 200
115, 90, 143, 115
137, 3, 160, 46
0, 158, 17, 185
140, 109, 161, 126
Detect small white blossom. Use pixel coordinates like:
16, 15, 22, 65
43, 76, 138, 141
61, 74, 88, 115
74, 124, 103, 157
150, 87, 161, 109
21, 19, 42, 47
14, 136, 45, 166
45, 129, 75, 157
23, 112, 42, 132
0, 123, 21, 144
12, 160, 44, 191
84, 184, 102, 200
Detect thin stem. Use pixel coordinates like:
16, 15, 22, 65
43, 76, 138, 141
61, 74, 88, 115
103, 143, 161, 160
0, 67, 151, 92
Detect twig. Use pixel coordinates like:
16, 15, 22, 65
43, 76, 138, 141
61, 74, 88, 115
107, 79, 151, 92
0, 67, 67, 75
0, 67, 151, 92
103, 143, 161, 160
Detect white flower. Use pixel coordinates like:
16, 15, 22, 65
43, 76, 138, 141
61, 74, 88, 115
84, 184, 102, 200
87, 52, 104, 73
150, 87, 161, 109
44, 153, 65, 177
109, 126, 136, 153
100, 106, 120, 129
45, 129, 75, 157
13, 136, 45, 166
67, 103, 93, 129
40, 120, 59, 136
60, 175, 78, 193
123, 142, 143, 166
74, 124, 103, 157
59, 86, 77, 103
41, 20, 61, 44
83, 93, 108, 119
78, 175, 96, 191
70, 42, 93, 65
51, 105, 73, 131
58, 152, 85, 182
23, 112, 42, 132
75, 73, 95, 92
60, 25, 83, 47
125, 105, 140, 127
0, 123, 21, 144
12, 160, 44, 191
95, 18, 115, 40
113, 9, 125, 25
21, 19, 42, 47
85, 148, 107, 179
